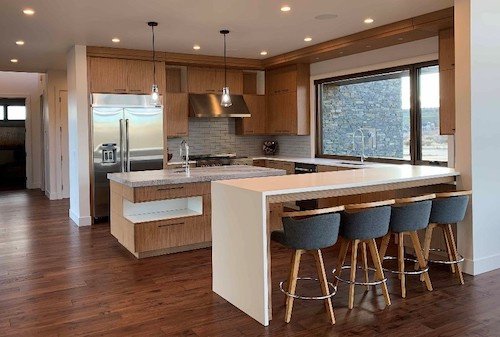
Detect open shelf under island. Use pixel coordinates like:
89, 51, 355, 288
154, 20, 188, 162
107, 165, 286, 258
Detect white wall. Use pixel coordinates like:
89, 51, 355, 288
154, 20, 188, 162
455, 0, 500, 275
67, 46, 91, 226
0, 71, 44, 189
43, 70, 68, 199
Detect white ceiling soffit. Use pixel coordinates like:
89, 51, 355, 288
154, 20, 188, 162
0, 0, 453, 72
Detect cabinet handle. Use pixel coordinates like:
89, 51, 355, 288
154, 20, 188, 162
156, 186, 185, 191
114, 88, 127, 92
158, 222, 185, 228
129, 89, 142, 92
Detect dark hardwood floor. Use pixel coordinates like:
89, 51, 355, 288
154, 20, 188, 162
1, 189, 499, 336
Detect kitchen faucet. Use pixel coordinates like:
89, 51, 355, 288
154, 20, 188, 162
180, 140, 190, 173
352, 128, 367, 163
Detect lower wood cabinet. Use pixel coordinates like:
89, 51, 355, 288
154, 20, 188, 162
264, 160, 295, 174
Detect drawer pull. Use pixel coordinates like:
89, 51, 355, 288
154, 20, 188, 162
156, 186, 185, 191
158, 222, 184, 228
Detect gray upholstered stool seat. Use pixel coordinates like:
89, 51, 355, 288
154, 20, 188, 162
271, 206, 344, 324
332, 200, 394, 309
379, 194, 435, 298
422, 190, 472, 285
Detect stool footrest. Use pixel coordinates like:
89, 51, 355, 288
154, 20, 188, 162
424, 248, 465, 265
333, 266, 387, 286
279, 277, 337, 300
382, 256, 429, 275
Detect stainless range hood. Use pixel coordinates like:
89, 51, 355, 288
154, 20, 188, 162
189, 93, 251, 118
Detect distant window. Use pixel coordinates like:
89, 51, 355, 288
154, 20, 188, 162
7, 106, 27, 120
0, 106, 3, 120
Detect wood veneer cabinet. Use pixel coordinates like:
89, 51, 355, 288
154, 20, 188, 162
187, 67, 243, 94
265, 64, 310, 135
439, 28, 455, 135
235, 95, 266, 135
89, 57, 166, 95
165, 93, 189, 137
264, 160, 295, 175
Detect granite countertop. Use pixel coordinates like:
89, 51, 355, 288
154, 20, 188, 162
252, 156, 393, 169
108, 165, 286, 187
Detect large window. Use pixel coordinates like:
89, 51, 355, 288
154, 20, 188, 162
0, 99, 26, 126
316, 62, 448, 165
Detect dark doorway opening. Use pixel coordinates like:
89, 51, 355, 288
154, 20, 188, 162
0, 98, 27, 190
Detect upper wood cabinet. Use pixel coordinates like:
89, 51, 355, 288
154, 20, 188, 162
187, 67, 243, 94
89, 57, 166, 95
265, 64, 310, 135
439, 28, 455, 135
89, 58, 128, 93
235, 95, 266, 135
165, 93, 189, 138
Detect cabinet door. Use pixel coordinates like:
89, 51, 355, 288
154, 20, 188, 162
165, 92, 189, 137
127, 60, 166, 95
225, 69, 243, 94
89, 57, 128, 93
235, 95, 266, 135
187, 67, 218, 93
440, 69, 455, 135
439, 28, 454, 71
317, 165, 338, 172
266, 92, 297, 134
266, 66, 297, 95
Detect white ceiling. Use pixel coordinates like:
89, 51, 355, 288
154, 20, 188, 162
0, 0, 453, 73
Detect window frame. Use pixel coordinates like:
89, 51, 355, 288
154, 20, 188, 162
0, 98, 26, 127
315, 60, 447, 167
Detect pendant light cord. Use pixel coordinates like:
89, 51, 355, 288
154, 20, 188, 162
223, 32, 227, 87
152, 24, 156, 85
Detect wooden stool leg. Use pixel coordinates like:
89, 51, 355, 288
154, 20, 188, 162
398, 233, 406, 298
361, 242, 370, 291
442, 225, 457, 274
285, 249, 303, 323
445, 224, 465, 285
421, 224, 435, 281
409, 231, 433, 291
368, 238, 391, 306
313, 250, 335, 325
379, 233, 391, 262
348, 240, 360, 309
333, 238, 349, 288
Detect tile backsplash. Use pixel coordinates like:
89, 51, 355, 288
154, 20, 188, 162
166, 118, 312, 161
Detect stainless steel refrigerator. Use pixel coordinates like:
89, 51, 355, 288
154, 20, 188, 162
91, 94, 164, 220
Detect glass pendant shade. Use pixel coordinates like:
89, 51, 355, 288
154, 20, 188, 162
148, 21, 160, 106
150, 84, 160, 105
221, 87, 232, 107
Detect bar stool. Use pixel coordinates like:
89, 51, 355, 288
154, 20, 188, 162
422, 190, 472, 285
378, 194, 435, 298
333, 200, 394, 309
271, 206, 344, 324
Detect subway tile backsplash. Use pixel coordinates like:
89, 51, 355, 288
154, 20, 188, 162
167, 118, 312, 161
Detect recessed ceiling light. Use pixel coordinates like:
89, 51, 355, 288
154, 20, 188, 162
364, 18, 374, 24
260, 51, 268, 56
304, 37, 312, 42
23, 8, 35, 15
314, 14, 338, 20
11, 59, 18, 63
281, 6, 291, 12
193, 45, 201, 50
16, 40, 25, 45
111, 38, 120, 43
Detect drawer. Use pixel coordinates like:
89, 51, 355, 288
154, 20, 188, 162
133, 182, 210, 202
134, 216, 209, 252
266, 160, 295, 174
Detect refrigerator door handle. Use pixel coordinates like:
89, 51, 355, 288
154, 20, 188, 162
119, 119, 125, 172
126, 119, 130, 172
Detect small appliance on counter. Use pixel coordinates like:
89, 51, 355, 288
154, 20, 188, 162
262, 141, 278, 155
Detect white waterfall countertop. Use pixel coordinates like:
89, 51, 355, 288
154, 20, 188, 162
107, 165, 286, 187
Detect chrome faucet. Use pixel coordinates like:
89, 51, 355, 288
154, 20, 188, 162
180, 140, 190, 173
353, 128, 367, 163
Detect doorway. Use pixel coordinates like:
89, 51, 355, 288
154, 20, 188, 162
0, 98, 27, 190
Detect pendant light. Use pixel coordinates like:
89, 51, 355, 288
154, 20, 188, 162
220, 29, 232, 107
148, 21, 160, 105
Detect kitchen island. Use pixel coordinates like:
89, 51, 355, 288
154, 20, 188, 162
211, 165, 459, 326
108, 165, 285, 258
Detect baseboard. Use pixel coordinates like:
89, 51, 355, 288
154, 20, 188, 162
463, 254, 500, 276
69, 209, 92, 227
45, 190, 58, 200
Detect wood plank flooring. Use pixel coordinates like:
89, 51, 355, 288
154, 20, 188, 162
1, 189, 500, 336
